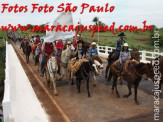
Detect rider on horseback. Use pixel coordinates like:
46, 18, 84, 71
74, 40, 85, 59
34, 43, 42, 66
88, 42, 98, 59
55, 39, 64, 62
118, 43, 131, 81
73, 34, 84, 48
114, 32, 126, 61
25, 37, 30, 46
40, 41, 55, 77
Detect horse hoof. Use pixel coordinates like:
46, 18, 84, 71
135, 101, 140, 105
88, 95, 91, 98
116, 95, 120, 98
54, 93, 58, 96
123, 95, 128, 98
92, 84, 96, 87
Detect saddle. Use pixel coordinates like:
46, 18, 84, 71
68, 58, 88, 73
112, 60, 139, 75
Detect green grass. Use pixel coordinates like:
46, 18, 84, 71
0, 29, 6, 83
81, 29, 163, 52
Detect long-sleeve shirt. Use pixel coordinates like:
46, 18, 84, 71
42, 42, 56, 53
56, 41, 64, 50
115, 39, 125, 51
119, 51, 131, 63
88, 48, 98, 58
35, 46, 41, 55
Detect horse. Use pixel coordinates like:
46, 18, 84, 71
24, 45, 32, 63
148, 56, 163, 93
44, 56, 59, 95
89, 55, 103, 86
105, 48, 140, 79
60, 44, 75, 81
108, 60, 153, 105
74, 58, 101, 97
20, 41, 26, 54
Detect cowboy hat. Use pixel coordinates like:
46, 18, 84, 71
37, 43, 41, 46
123, 43, 129, 47
91, 42, 96, 45
67, 41, 72, 44
118, 32, 125, 36
76, 34, 80, 37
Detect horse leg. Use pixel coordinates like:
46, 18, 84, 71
134, 82, 140, 105
70, 72, 74, 85
114, 79, 120, 98
27, 55, 29, 63
92, 75, 97, 87
26, 55, 28, 63
45, 70, 50, 87
86, 77, 91, 97
123, 83, 132, 98
105, 64, 110, 79
76, 78, 80, 93
51, 76, 58, 96
107, 70, 112, 84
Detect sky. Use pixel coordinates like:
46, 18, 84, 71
0, 0, 163, 28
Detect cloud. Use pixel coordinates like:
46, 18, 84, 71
0, 0, 162, 28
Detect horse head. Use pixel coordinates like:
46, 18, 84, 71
131, 48, 140, 62
89, 58, 102, 76
48, 56, 58, 72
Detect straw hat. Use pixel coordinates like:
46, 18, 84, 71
123, 43, 129, 47
91, 42, 96, 45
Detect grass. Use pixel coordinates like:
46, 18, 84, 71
81, 29, 163, 52
0, 29, 6, 100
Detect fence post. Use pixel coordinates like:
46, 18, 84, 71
105, 46, 108, 55
141, 50, 146, 61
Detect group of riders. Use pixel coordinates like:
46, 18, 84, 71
7, 30, 163, 103
8, 31, 131, 81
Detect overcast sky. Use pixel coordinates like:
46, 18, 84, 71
0, 0, 163, 28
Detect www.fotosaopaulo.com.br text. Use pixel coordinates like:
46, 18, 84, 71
1, 20, 153, 37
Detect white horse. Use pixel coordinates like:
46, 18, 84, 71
60, 44, 75, 81
45, 56, 59, 95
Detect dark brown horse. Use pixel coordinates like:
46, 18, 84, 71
25, 45, 32, 63
105, 48, 140, 79
148, 56, 163, 93
108, 60, 152, 105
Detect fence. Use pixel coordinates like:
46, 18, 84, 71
97, 45, 163, 62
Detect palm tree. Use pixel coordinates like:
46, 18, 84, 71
93, 17, 99, 26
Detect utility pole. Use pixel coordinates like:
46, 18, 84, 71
98, 16, 99, 43
79, 18, 81, 34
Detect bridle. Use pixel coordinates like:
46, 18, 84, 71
81, 60, 99, 77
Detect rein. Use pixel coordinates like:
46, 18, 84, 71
81, 61, 96, 77
130, 62, 146, 79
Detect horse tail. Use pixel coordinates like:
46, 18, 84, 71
108, 50, 114, 63
107, 68, 112, 83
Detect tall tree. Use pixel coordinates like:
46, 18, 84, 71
93, 17, 99, 26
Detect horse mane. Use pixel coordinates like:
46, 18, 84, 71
134, 62, 146, 70
90, 55, 103, 64
108, 50, 115, 63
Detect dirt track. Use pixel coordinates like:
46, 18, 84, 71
12, 42, 163, 122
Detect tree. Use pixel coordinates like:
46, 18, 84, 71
93, 17, 99, 26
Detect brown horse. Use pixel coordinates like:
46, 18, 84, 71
108, 60, 152, 105
105, 48, 140, 79
148, 56, 163, 93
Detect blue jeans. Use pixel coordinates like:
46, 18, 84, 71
55, 49, 61, 62
119, 61, 126, 76
41, 55, 47, 74
114, 50, 120, 61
